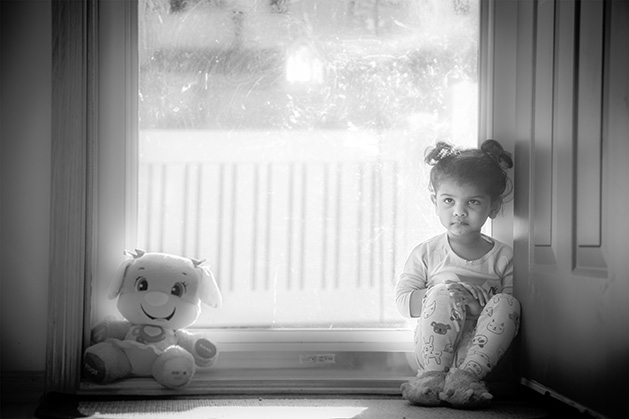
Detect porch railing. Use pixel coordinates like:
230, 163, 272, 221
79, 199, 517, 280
136, 130, 412, 327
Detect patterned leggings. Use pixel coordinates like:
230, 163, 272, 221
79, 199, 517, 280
414, 283, 521, 379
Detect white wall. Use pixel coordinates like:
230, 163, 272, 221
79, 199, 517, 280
0, 0, 52, 372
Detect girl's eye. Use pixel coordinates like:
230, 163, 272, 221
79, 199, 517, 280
136, 277, 148, 291
469, 200, 479, 205
171, 282, 186, 297
443, 198, 454, 204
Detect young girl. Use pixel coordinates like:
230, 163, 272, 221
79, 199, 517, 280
396, 140, 521, 409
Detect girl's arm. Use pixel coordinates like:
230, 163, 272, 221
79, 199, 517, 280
395, 243, 429, 318
498, 244, 514, 294
447, 283, 485, 316
408, 288, 428, 317
502, 258, 514, 295
395, 272, 428, 318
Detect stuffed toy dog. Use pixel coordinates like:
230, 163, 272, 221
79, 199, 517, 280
83, 250, 222, 389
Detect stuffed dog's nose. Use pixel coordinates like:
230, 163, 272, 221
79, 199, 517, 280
145, 291, 169, 306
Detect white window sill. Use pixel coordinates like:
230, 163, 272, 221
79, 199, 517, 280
79, 328, 416, 396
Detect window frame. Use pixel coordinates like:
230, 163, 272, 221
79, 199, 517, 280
46, 0, 494, 394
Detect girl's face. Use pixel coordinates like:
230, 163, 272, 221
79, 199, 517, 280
431, 179, 500, 240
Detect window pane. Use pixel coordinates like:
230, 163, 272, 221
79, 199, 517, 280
137, 0, 479, 328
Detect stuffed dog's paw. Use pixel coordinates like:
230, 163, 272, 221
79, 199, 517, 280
83, 341, 131, 384
152, 346, 196, 389
193, 338, 219, 367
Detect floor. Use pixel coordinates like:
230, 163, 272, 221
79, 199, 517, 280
2, 403, 39, 419
1, 389, 597, 419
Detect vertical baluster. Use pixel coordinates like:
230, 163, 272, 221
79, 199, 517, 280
299, 163, 307, 291
182, 164, 190, 256
376, 161, 384, 320
145, 163, 154, 251
193, 164, 202, 258
158, 164, 167, 253
334, 162, 342, 289
356, 163, 364, 288
264, 163, 273, 291
391, 161, 399, 286
321, 162, 329, 290
229, 163, 238, 292
286, 163, 295, 290
215, 164, 225, 290
370, 163, 377, 288
376, 162, 384, 289
251, 163, 260, 291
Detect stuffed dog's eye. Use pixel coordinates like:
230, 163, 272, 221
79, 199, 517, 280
136, 277, 148, 292
171, 282, 186, 297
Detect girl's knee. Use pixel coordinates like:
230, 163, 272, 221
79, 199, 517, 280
488, 293, 520, 312
424, 283, 450, 299
482, 293, 521, 336
421, 283, 461, 321
423, 283, 455, 307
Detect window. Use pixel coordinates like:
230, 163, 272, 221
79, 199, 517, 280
83, 0, 484, 393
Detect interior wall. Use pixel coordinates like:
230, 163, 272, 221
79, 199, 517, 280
0, 0, 52, 372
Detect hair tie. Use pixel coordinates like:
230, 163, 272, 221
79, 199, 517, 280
437, 146, 459, 160
481, 139, 513, 170
425, 141, 460, 166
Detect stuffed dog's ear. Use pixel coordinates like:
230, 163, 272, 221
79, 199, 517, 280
108, 249, 146, 299
197, 266, 222, 309
124, 249, 146, 259
107, 258, 134, 300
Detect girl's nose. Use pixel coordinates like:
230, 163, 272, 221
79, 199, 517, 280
453, 205, 467, 217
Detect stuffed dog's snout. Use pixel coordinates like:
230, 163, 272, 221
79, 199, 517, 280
145, 292, 169, 306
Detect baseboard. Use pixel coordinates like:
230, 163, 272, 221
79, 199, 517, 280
1, 370, 46, 403
519, 377, 603, 419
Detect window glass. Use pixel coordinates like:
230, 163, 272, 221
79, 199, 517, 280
137, 0, 479, 328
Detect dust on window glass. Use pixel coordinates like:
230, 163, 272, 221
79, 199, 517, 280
137, 0, 479, 328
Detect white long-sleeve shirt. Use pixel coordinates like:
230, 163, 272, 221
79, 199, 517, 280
395, 233, 513, 318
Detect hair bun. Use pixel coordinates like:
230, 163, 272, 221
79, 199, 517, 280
424, 141, 459, 166
481, 139, 513, 170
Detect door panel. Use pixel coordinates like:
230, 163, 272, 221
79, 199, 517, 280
532, 0, 555, 253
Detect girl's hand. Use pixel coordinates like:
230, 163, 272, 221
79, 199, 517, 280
446, 282, 489, 315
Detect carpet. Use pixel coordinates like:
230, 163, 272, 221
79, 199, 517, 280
36, 394, 549, 419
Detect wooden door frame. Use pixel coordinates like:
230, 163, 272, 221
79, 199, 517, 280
46, 0, 98, 394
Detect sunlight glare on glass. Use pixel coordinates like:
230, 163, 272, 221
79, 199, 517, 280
286, 42, 324, 85
450, 79, 479, 145
91, 405, 368, 419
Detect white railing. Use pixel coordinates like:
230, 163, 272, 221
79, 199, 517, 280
136, 130, 422, 327
139, 160, 400, 289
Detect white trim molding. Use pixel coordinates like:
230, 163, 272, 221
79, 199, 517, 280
46, 0, 492, 395
46, 0, 98, 394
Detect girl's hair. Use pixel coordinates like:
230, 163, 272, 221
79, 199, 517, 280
424, 139, 513, 203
